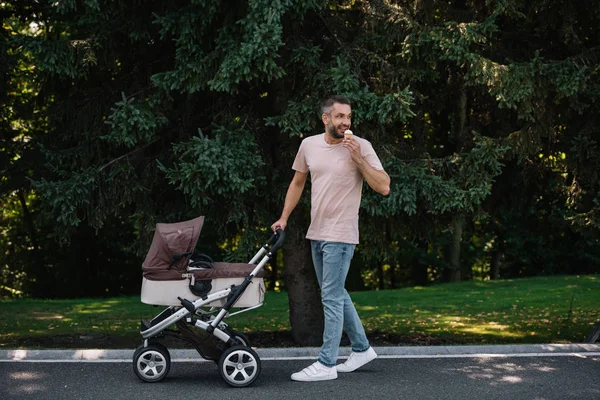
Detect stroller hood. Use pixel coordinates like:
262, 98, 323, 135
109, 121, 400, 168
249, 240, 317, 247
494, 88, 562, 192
142, 216, 205, 280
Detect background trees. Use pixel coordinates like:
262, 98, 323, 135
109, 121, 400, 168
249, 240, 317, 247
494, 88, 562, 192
2, 0, 599, 344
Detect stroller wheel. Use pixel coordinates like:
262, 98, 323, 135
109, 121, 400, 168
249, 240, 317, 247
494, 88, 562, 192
224, 326, 251, 347
232, 332, 251, 347
133, 343, 171, 383
218, 345, 261, 388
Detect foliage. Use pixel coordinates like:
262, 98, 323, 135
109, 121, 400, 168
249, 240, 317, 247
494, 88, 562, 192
160, 126, 265, 213
1, 0, 599, 307
103, 93, 168, 148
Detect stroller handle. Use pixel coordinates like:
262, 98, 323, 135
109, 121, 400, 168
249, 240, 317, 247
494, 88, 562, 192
269, 228, 285, 254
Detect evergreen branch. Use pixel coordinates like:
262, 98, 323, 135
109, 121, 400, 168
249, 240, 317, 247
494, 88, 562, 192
97, 138, 161, 172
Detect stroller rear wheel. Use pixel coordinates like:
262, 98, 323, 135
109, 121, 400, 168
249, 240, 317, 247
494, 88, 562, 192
218, 345, 261, 387
133, 343, 171, 383
230, 331, 251, 347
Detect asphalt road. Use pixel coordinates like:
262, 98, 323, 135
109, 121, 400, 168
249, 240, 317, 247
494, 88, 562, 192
2, 350, 599, 400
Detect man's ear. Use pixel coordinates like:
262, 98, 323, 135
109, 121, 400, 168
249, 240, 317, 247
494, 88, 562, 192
321, 113, 328, 125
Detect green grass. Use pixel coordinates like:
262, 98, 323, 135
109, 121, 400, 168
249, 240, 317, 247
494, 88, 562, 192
0, 275, 598, 348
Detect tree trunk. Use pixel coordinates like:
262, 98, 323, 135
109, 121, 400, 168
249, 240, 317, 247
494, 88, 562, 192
448, 87, 468, 282
411, 263, 428, 286
490, 231, 503, 280
17, 189, 39, 250
377, 263, 385, 290
490, 250, 501, 280
410, 239, 429, 286
268, 75, 324, 345
457, 88, 467, 142
389, 264, 397, 289
449, 214, 465, 282
268, 251, 279, 291
346, 255, 366, 291
415, 0, 435, 24
282, 219, 324, 346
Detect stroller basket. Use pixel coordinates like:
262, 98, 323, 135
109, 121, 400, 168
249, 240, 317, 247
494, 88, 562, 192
134, 216, 284, 388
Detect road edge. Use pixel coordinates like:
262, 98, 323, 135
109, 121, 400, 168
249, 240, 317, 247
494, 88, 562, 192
2, 343, 600, 361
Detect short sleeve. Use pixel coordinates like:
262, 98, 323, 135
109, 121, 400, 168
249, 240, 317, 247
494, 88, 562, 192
360, 139, 384, 171
292, 140, 309, 173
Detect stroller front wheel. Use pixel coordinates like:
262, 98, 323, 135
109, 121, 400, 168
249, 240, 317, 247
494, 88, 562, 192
218, 345, 261, 387
133, 343, 171, 383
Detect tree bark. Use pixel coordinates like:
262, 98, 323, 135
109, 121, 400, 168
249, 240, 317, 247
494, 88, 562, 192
457, 88, 467, 142
377, 263, 385, 290
448, 84, 468, 282
389, 264, 397, 289
17, 190, 39, 250
490, 231, 503, 280
449, 214, 465, 282
415, 0, 435, 24
268, 252, 279, 291
267, 76, 324, 346
282, 216, 324, 346
490, 250, 501, 280
410, 239, 430, 286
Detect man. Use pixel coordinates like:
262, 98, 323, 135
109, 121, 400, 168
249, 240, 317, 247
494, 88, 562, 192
271, 95, 391, 382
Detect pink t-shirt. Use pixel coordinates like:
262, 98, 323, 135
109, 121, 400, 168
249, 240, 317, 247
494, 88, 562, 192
292, 133, 384, 244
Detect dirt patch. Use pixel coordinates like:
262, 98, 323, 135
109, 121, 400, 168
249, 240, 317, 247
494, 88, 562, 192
1, 331, 467, 350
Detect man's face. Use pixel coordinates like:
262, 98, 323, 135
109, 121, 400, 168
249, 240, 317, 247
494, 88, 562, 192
323, 103, 351, 140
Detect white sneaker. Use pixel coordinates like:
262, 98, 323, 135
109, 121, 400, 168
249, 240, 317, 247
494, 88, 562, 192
291, 361, 338, 382
337, 347, 377, 372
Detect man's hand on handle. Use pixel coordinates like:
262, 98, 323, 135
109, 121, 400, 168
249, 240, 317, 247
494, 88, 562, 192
271, 219, 287, 232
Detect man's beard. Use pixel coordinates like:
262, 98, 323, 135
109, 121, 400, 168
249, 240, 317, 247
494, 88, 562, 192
326, 121, 344, 139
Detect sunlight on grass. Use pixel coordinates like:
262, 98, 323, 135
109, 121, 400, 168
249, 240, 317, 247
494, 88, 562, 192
1, 275, 598, 347
32, 315, 64, 320
459, 323, 525, 338
75, 309, 111, 314
357, 305, 378, 311
71, 300, 128, 315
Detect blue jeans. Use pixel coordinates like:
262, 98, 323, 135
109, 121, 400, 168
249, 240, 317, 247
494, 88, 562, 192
311, 240, 370, 367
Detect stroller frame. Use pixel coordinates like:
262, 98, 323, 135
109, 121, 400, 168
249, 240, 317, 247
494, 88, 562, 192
133, 228, 285, 387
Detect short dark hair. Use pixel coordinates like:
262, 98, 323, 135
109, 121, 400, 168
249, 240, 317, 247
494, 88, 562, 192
321, 95, 351, 115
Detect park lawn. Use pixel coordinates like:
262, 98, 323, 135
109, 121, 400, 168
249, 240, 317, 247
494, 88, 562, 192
0, 275, 598, 347
355, 274, 599, 344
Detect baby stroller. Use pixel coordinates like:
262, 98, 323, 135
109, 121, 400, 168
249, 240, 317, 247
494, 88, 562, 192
134, 216, 284, 387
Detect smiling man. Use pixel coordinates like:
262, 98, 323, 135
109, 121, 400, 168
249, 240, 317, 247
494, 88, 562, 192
271, 95, 390, 382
